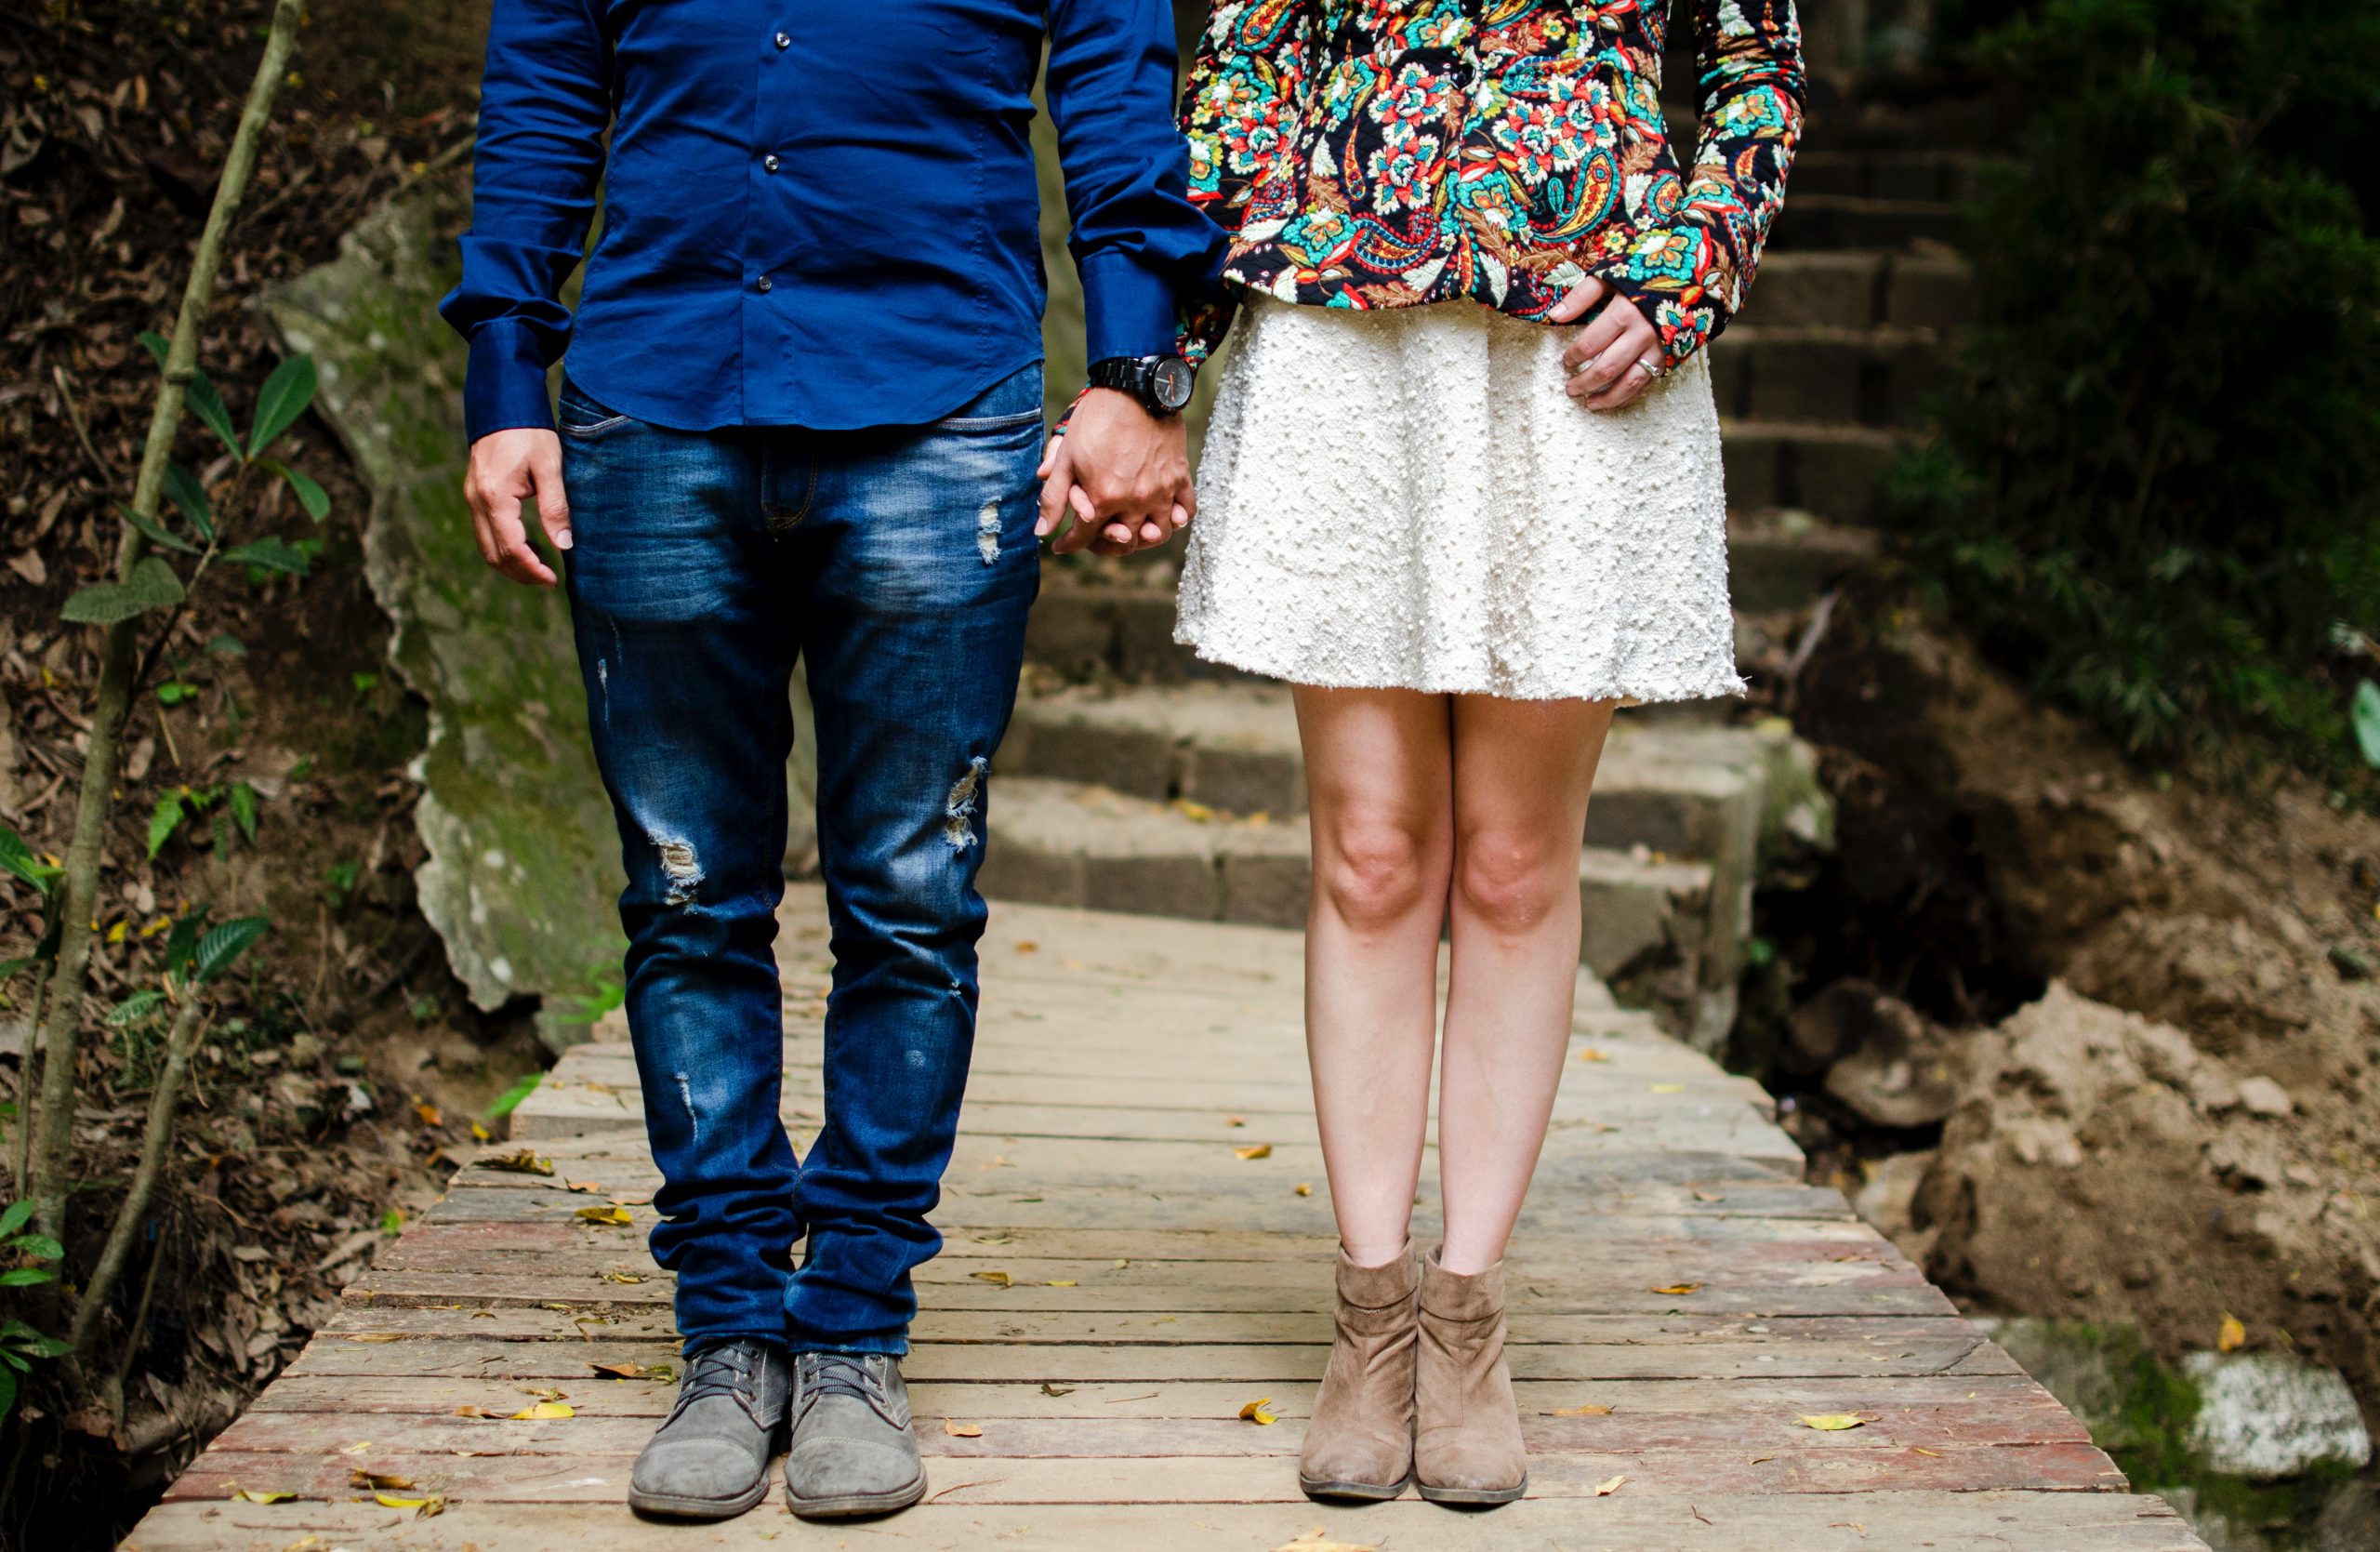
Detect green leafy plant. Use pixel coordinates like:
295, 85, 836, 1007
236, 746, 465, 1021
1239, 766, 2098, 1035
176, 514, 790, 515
1903, 0, 2380, 776
0, 1199, 71, 1423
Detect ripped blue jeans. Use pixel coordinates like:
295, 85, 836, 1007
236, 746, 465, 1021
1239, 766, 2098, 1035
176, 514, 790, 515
559, 363, 1043, 1355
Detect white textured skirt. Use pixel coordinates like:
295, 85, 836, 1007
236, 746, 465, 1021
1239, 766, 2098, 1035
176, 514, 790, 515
1176, 298, 1742, 703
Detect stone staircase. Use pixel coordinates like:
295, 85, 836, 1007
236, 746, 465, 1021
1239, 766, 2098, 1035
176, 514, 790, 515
993, 111, 1976, 1057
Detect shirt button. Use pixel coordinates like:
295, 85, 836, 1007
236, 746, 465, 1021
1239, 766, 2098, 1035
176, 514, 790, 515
773, 30, 790, 48
763, 153, 781, 172
756, 275, 773, 293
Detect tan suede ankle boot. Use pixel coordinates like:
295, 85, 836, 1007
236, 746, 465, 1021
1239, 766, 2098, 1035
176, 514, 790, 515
1413, 1247, 1527, 1505
1297, 1241, 1419, 1501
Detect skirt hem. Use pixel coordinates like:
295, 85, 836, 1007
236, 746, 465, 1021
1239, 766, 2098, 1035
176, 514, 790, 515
1172, 625, 1748, 705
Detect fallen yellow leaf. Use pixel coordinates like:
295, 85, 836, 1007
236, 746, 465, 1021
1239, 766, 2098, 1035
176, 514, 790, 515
566, 1180, 604, 1194
972, 1269, 1014, 1287
942, 1419, 983, 1438
1293, 1183, 1313, 1197
2218, 1314, 2247, 1353
1047, 1279, 1078, 1287
231, 1489, 294, 1504
453, 1405, 499, 1418
1238, 1398, 1277, 1426
1914, 1447, 1942, 1457
1797, 1413, 1870, 1431
509, 1400, 575, 1420
1040, 1383, 1075, 1397
1649, 1082, 1686, 1094
1651, 1282, 1703, 1296
414, 1100, 444, 1128
343, 1333, 405, 1344
1234, 1144, 1272, 1161
374, 1492, 444, 1519
469, 1121, 492, 1142
599, 1271, 648, 1284
1575, 1047, 1610, 1062
1270, 1532, 1379, 1552
1593, 1473, 1627, 1495
337, 1440, 373, 1454
575, 1204, 633, 1226
1548, 1402, 1615, 1417
481, 1149, 553, 1175
349, 1469, 416, 1491
1225, 1115, 1246, 1127
1692, 1190, 1726, 1203
589, 1361, 647, 1379
1014, 940, 1038, 953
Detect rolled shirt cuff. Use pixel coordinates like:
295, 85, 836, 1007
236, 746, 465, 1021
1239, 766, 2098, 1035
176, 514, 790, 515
1078, 249, 1182, 365
461, 317, 560, 444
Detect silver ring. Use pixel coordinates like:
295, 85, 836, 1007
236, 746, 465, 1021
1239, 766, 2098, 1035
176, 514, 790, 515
1630, 357, 1660, 378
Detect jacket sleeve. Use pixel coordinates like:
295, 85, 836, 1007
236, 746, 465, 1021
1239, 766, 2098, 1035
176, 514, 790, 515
437, 0, 613, 444
1174, 0, 1315, 369
1589, 0, 1805, 370
1045, 0, 1233, 369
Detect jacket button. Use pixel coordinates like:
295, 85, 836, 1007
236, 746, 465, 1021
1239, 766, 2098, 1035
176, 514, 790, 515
756, 275, 774, 293
763, 153, 781, 172
773, 30, 790, 48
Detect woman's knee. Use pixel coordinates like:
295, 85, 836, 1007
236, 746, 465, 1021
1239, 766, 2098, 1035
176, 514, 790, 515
1314, 812, 1445, 932
1452, 829, 1574, 935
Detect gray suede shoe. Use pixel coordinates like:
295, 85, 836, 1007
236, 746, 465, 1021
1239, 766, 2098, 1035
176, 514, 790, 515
627, 1339, 791, 1519
782, 1351, 928, 1519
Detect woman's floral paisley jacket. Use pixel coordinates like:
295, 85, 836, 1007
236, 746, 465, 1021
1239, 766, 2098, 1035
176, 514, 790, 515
1177, 0, 1805, 372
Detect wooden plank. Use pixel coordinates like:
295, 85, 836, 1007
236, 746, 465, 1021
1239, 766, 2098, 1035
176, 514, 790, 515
121, 1494, 2216, 1552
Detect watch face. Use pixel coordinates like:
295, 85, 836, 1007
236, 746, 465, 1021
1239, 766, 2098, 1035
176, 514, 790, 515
1154, 356, 1195, 412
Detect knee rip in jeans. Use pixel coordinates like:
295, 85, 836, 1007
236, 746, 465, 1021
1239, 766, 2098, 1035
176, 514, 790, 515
943, 758, 987, 852
673, 1072, 700, 1146
650, 832, 704, 905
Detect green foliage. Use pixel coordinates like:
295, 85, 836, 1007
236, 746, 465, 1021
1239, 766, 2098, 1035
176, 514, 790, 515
0, 1201, 70, 1420
60, 555, 184, 627
1906, 0, 2380, 775
192, 916, 269, 984
483, 1073, 544, 1122
0, 824, 60, 896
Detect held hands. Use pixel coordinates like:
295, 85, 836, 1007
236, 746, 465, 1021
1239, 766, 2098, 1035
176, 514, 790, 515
465, 427, 572, 587
1551, 278, 1666, 412
1036, 388, 1194, 557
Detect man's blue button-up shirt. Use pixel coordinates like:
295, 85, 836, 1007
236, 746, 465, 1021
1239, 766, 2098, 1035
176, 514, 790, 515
441, 0, 1224, 442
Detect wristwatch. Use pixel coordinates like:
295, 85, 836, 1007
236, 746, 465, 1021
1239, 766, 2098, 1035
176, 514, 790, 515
1086, 354, 1195, 418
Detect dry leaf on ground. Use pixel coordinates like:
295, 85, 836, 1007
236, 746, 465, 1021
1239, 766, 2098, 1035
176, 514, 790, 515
942, 1419, 983, 1438
2218, 1314, 2247, 1352
1575, 1048, 1610, 1062
575, 1204, 633, 1226
510, 1400, 575, 1420
599, 1271, 647, 1284
231, 1489, 294, 1504
1593, 1473, 1627, 1495
1797, 1413, 1871, 1431
1648, 1082, 1686, 1094
590, 1361, 647, 1379
1547, 1402, 1615, 1417
1293, 1183, 1313, 1197
1047, 1279, 1078, 1287
1040, 1383, 1075, 1397
1270, 1532, 1378, 1552
348, 1470, 416, 1491
972, 1269, 1014, 1287
480, 1149, 554, 1176
1651, 1282, 1703, 1296
1235, 1144, 1273, 1160
1238, 1398, 1278, 1425
375, 1492, 444, 1518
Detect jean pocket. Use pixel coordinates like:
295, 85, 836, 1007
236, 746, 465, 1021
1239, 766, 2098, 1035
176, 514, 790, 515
932, 363, 1045, 432
558, 377, 634, 439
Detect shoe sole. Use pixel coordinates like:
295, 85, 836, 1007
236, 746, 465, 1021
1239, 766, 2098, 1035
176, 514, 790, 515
1417, 1476, 1527, 1506
627, 1476, 774, 1521
784, 1468, 929, 1520
1300, 1474, 1412, 1502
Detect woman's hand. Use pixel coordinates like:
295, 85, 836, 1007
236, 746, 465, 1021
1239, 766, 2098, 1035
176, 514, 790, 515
1550, 277, 1666, 412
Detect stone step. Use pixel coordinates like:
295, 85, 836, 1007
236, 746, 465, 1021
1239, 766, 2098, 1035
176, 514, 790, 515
1726, 510, 1882, 615
1708, 324, 1944, 428
1768, 194, 1961, 252
1785, 148, 1978, 205
1719, 418, 1902, 528
1727, 250, 1975, 335
975, 775, 1730, 1039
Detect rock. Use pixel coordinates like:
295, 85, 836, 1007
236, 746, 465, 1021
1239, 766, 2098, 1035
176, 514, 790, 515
2181, 1350, 2373, 1481
1796, 979, 1967, 1127
2234, 1076, 2293, 1118
1851, 1147, 1937, 1262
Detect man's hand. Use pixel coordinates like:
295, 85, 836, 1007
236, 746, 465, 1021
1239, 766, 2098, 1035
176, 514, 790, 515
1552, 278, 1666, 412
465, 427, 573, 587
1036, 388, 1193, 557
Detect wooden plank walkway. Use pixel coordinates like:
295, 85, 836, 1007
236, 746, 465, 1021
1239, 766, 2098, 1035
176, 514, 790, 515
124, 887, 2208, 1550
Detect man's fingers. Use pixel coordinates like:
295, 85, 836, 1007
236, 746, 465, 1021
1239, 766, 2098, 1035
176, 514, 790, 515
1547, 275, 1607, 324
1049, 484, 1103, 555
530, 446, 573, 552
486, 502, 559, 587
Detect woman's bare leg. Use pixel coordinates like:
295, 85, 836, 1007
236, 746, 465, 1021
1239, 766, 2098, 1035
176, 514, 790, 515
1436, 696, 1617, 1274
1290, 684, 1455, 1268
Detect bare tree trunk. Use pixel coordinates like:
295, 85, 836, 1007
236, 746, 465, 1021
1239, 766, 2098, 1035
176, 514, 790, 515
8, 959, 45, 1190
25, 0, 305, 1254
68, 996, 207, 1357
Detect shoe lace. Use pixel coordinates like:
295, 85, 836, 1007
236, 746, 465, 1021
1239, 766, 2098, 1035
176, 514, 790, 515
797, 1352, 885, 1415
674, 1342, 762, 1416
